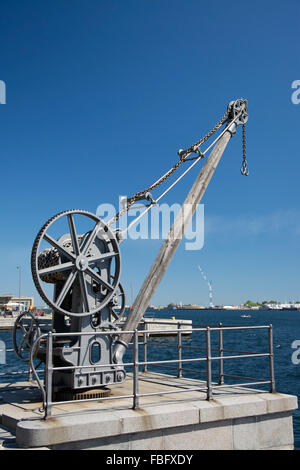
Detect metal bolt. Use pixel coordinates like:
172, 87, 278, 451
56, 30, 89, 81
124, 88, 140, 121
117, 372, 123, 382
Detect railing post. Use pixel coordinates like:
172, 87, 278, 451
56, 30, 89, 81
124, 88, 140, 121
133, 329, 140, 409
206, 326, 212, 400
45, 331, 53, 419
268, 324, 276, 393
218, 323, 224, 385
143, 323, 148, 373
27, 361, 33, 382
177, 322, 182, 378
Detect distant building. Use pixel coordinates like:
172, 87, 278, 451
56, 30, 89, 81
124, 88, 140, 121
0, 293, 34, 311
181, 304, 205, 310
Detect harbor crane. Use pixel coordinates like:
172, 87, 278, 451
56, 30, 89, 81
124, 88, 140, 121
12, 99, 248, 407
198, 266, 214, 308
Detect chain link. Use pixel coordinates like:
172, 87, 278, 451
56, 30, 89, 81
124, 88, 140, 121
240, 123, 249, 176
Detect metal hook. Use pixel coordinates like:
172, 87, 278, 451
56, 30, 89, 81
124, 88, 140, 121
241, 163, 249, 176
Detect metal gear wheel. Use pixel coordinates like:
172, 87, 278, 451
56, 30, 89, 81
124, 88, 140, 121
31, 210, 121, 317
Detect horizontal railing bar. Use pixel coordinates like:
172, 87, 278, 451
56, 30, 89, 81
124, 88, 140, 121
147, 365, 219, 378
136, 357, 207, 366
222, 348, 266, 355
51, 330, 136, 336
145, 344, 268, 355
143, 342, 179, 349
177, 322, 262, 328
145, 344, 220, 352
50, 393, 135, 406
44, 325, 271, 338
142, 319, 192, 323
210, 353, 270, 360
0, 369, 44, 377
52, 362, 134, 371
208, 325, 270, 331
141, 321, 193, 326
138, 352, 270, 367
180, 345, 211, 351
135, 386, 208, 398
180, 367, 204, 374
213, 381, 271, 389
143, 321, 268, 329
50, 329, 194, 336
179, 345, 268, 354
0, 386, 34, 392
179, 368, 219, 377
148, 364, 178, 371
222, 374, 269, 382
50, 357, 206, 371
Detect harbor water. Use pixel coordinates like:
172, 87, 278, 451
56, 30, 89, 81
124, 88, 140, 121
1, 308, 299, 449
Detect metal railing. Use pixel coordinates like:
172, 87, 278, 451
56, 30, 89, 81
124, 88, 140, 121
23, 322, 275, 419
0, 346, 44, 383
0, 318, 49, 384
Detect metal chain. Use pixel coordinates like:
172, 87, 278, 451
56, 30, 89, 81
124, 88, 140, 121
38, 106, 248, 277
108, 107, 232, 227
38, 235, 86, 283
241, 123, 249, 176
183, 108, 231, 157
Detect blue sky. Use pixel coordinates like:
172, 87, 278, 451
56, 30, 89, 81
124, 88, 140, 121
0, 0, 299, 307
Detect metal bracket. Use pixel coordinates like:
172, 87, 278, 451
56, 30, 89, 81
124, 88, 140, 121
225, 99, 248, 136
121, 192, 156, 208
134, 192, 156, 205
177, 147, 204, 160
227, 99, 248, 126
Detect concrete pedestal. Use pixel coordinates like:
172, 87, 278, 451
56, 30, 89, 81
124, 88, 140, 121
0, 373, 297, 450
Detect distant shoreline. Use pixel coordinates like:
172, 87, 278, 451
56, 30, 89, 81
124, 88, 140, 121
135, 307, 300, 312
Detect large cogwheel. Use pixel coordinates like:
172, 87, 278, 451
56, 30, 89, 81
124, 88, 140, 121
31, 210, 121, 317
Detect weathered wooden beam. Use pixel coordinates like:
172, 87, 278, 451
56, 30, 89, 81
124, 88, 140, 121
114, 127, 233, 360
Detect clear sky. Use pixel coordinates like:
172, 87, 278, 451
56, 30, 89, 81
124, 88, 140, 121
0, 0, 299, 307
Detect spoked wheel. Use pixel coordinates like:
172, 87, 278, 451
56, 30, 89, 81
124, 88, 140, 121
12, 312, 41, 362
31, 210, 122, 317
110, 278, 126, 323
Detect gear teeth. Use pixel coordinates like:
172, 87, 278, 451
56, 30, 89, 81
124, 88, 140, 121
31, 210, 122, 318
